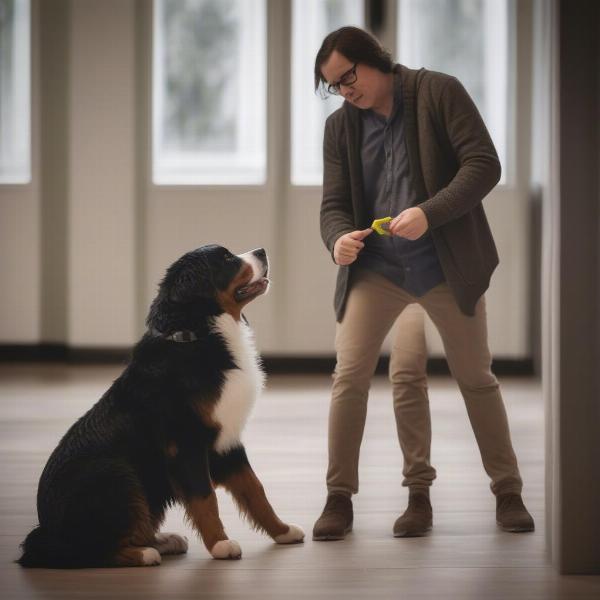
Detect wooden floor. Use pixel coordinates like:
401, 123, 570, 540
0, 364, 598, 599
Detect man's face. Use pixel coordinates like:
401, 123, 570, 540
320, 50, 388, 111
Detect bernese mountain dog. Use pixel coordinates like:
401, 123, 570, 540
18, 245, 304, 568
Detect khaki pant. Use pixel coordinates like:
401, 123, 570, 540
327, 269, 523, 496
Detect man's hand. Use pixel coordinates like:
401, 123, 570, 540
389, 207, 429, 240
333, 228, 372, 266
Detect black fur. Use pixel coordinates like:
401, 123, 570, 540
18, 245, 267, 568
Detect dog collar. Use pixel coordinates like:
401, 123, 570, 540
150, 314, 249, 341
150, 328, 198, 343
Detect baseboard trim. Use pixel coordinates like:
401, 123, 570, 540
0, 344, 535, 376
262, 356, 535, 377
0, 344, 130, 364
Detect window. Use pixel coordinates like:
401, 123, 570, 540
153, 0, 266, 185
0, 0, 31, 184
397, 0, 512, 183
291, 0, 364, 186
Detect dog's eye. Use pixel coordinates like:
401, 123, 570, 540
224, 254, 236, 263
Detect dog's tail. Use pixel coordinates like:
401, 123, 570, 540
17, 525, 100, 569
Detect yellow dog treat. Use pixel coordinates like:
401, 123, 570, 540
371, 216, 393, 236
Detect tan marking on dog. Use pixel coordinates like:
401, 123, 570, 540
221, 466, 288, 538
184, 491, 228, 552
165, 441, 178, 458
119, 488, 159, 548
113, 546, 161, 567
217, 291, 242, 321
191, 401, 224, 451
193, 401, 221, 430
217, 263, 254, 321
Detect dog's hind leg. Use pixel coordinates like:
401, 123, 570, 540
113, 546, 161, 567
210, 446, 305, 544
153, 532, 188, 555
111, 485, 165, 567
147, 506, 188, 555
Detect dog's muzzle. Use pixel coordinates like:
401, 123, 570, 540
235, 248, 269, 301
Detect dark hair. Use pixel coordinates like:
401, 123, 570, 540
314, 26, 394, 92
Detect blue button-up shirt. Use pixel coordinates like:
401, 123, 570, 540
355, 75, 445, 297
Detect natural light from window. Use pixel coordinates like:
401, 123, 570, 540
153, 0, 266, 185
291, 0, 364, 186
397, 0, 511, 184
0, 0, 31, 184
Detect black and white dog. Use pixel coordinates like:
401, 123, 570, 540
18, 245, 304, 568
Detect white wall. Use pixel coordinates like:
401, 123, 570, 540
0, 0, 41, 343
0, 0, 535, 359
67, 0, 138, 347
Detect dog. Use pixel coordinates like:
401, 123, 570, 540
18, 245, 304, 568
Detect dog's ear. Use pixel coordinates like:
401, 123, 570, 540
146, 294, 169, 331
146, 285, 220, 332
146, 251, 224, 330
169, 271, 202, 304
167, 252, 218, 304
169, 270, 219, 304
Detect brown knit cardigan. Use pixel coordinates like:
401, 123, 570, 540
320, 64, 501, 320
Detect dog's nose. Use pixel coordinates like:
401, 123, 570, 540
253, 248, 266, 260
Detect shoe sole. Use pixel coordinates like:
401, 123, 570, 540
312, 525, 353, 541
393, 526, 432, 538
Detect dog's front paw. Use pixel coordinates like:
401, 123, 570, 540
274, 524, 305, 544
211, 539, 242, 560
154, 532, 189, 555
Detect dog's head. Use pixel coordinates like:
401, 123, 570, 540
147, 245, 269, 332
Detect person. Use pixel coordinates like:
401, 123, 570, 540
312, 26, 534, 541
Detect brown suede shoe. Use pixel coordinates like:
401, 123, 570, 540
496, 493, 535, 532
312, 493, 353, 541
393, 489, 433, 537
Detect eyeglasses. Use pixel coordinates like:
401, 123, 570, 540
326, 63, 358, 95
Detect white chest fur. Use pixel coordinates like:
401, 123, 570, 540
211, 314, 265, 454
